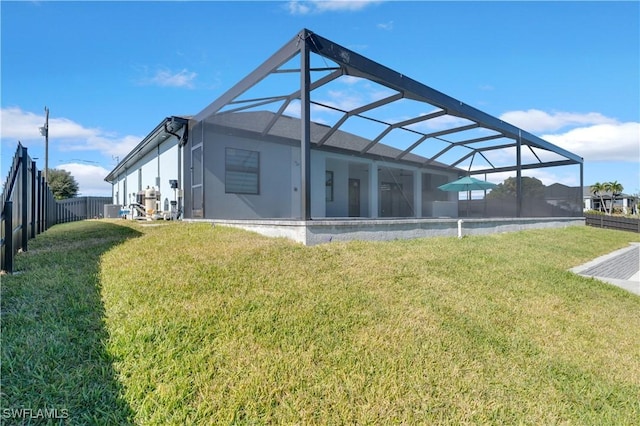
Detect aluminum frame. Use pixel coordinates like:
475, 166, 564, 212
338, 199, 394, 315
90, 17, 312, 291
192, 29, 583, 219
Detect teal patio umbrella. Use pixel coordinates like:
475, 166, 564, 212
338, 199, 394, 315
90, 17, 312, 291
438, 176, 497, 217
438, 176, 497, 192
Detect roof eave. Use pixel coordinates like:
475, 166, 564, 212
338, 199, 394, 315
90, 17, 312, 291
104, 116, 189, 182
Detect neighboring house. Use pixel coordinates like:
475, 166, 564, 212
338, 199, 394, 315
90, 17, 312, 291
105, 29, 584, 243
543, 183, 583, 215
583, 186, 637, 214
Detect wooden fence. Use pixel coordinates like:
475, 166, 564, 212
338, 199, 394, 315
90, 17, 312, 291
1, 143, 112, 273
585, 213, 640, 233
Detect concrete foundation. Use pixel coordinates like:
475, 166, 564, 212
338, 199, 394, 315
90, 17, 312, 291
186, 217, 585, 245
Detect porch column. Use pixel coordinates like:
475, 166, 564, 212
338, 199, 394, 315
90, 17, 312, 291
369, 164, 378, 218
413, 170, 422, 217
580, 161, 584, 215
300, 31, 312, 220
516, 130, 522, 217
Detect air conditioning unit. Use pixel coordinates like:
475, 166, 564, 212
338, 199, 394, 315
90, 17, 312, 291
104, 204, 122, 219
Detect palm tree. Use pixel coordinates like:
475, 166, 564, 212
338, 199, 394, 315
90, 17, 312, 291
590, 182, 606, 213
608, 181, 624, 214
602, 182, 613, 214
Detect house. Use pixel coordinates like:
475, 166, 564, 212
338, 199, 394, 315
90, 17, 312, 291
583, 187, 638, 214
543, 183, 582, 213
105, 29, 584, 243
188, 110, 460, 220
105, 116, 189, 218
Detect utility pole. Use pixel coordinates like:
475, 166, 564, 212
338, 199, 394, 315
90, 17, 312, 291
39, 106, 49, 181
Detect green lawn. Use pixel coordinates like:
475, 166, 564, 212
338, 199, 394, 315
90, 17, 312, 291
2, 220, 639, 424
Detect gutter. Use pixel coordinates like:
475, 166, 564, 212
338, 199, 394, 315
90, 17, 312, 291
104, 116, 188, 182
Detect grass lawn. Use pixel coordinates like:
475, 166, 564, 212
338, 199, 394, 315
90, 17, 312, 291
2, 220, 639, 424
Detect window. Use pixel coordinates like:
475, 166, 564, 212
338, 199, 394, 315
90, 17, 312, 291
326, 171, 334, 202
225, 148, 259, 194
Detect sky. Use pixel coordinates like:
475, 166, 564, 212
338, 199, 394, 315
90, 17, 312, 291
1, 0, 638, 197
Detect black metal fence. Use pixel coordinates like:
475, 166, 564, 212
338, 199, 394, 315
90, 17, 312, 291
1, 144, 113, 273
585, 213, 640, 233
57, 196, 112, 224
1, 144, 56, 273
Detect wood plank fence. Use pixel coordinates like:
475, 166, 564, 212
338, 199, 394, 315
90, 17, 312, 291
1, 143, 112, 273
584, 213, 640, 233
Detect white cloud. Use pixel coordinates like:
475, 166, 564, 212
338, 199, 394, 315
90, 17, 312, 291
497, 109, 639, 163
57, 163, 112, 197
408, 113, 475, 132
377, 21, 393, 31
61, 134, 142, 159
1, 107, 142, 159
314, 77, 397, 113
288, 0, 311, 14
287, 0, 381, 15
1, 106, 95, 140
145, 68, 197, 88
340, 75, 366, 85
324, 89, 369, 111
542, 122, 640, 163
499, 109, 617, 133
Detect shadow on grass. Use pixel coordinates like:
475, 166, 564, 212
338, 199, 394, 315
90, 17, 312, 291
1, 220, 142, 424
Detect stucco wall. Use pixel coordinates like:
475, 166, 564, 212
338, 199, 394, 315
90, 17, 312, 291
201, 125, 299, 219
110, 130, 183, 211
184, 121, 461, 220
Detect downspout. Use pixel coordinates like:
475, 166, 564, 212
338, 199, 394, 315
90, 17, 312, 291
164, 121, 183, 188
178, 126, 187, 203
163, 121, 182, 143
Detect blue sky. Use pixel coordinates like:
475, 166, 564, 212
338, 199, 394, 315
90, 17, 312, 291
2, 1, 638, 197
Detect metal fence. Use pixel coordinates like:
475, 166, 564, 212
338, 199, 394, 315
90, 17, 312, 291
1, 144, 113, 273
57, 196, 112, 224
585, 213, 640, 233
1, 144, 56, 273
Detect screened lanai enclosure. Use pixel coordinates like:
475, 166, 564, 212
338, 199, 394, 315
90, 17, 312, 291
183, 29, 583, 243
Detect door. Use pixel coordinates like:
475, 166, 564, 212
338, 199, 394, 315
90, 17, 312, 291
348, 178, 360, 217
380, 182, 410, 217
